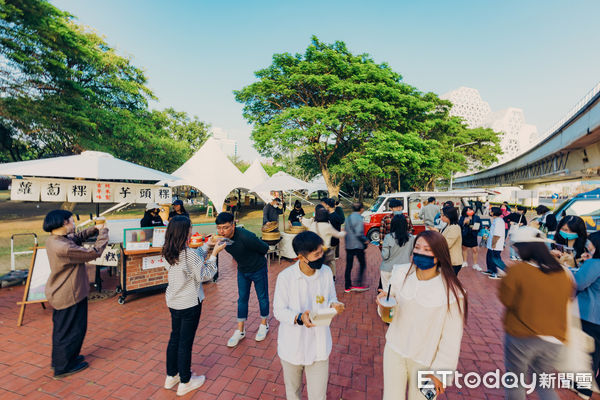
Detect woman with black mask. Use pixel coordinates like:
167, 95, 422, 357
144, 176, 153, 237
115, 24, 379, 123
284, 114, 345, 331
288, 200, 305, 228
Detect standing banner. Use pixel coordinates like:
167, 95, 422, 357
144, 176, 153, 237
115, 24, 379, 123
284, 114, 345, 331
40, 181, 66, 202
11, 179, 41, 201
67, 182, 92, 202
17, 247, 50, 326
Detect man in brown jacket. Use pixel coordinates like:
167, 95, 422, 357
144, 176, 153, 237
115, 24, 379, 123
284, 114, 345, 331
43, 210, 109, 378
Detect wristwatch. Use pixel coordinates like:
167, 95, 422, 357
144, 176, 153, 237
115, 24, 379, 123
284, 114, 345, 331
296, 313, 304, 326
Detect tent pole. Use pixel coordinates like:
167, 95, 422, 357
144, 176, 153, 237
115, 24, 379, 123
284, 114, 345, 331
96, 203, 100, 218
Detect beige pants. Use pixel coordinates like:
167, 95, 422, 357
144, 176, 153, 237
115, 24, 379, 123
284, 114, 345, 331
281, 358, 329, 400
383, 345, 436, 400
324, 248, 336, 276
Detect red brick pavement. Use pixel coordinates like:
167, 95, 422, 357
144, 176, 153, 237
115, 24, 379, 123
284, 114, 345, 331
0, 244, 584, 399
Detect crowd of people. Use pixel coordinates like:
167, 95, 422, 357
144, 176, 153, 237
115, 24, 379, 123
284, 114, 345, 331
40, 195, 600, 399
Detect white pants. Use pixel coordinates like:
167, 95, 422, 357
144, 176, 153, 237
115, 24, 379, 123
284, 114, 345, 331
383, 345, 435, 400
380, 270, 393, 292
281, 358, 329, 400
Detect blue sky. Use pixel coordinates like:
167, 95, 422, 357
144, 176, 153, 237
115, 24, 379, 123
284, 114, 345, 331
53, 0, 600, 160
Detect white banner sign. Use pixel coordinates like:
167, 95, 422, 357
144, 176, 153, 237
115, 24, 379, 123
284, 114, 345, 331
154, 187, 172, 204
142, 255, 167, 270
135, 185, 154, 204
67, 182, 92, 202
40, 181, 66, 202
114, 184, 136, 203
93, 182, 113, 203
10, 178, 167, 203
11, 179, 41, 201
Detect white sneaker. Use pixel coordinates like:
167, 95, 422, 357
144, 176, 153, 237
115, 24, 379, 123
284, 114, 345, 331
164, 374, 180, 389
227, 329, 246, 347
255, 323, 269, 342
472, 264, 482, 271
461, 261, 468, 268
489, 273, 501, 280
176, 375, 205, 396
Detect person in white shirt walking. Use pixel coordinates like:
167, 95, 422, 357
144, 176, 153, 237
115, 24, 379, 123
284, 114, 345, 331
484, 207, 507, 280
161, 216, 226, 397
274, 231, 345, 400
376, 230, 467, 400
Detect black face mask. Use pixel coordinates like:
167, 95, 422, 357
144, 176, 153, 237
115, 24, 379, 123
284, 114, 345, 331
306, 256, 324, 270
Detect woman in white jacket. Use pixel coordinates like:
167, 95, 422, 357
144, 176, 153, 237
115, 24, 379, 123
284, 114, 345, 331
376, 230, 467, 400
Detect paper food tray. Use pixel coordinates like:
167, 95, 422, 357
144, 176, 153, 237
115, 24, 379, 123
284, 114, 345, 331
309, 307, 337, 327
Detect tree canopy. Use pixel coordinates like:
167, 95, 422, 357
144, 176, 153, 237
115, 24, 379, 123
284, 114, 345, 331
0, 0, 209, 172
235, 36, 502, 194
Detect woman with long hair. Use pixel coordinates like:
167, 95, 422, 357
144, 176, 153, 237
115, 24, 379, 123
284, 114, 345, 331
380, 215, 415, 291
459, 206, 482, 271
376, 230, 467, 399
302, 204, 345, 278
572, 231, 600, 398
439, 206, 464, 276
161, 216, 226, 396
553, 215, 588, 263
499, 226, 574, 400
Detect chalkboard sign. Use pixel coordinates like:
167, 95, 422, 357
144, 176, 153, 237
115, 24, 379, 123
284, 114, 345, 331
17, 247, 49, 326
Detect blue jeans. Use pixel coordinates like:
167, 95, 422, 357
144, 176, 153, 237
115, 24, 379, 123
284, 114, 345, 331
486, 249, 506, 273
237, 266, 269, 322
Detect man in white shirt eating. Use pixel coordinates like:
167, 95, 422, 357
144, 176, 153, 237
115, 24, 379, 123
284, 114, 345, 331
273, 231, 345, 400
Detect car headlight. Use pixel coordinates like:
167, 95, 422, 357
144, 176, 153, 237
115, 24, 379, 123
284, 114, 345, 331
363, 215, 371, 223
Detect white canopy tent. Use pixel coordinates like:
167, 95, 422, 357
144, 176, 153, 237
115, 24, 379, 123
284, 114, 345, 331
251, 171, 321, 203
0, 151, 175, 182
163, 138, 247, 211
243, 159, 270, 201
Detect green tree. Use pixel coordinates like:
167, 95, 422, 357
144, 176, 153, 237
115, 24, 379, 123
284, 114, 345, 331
228, 155, 250, 173
235, 36, 502, 195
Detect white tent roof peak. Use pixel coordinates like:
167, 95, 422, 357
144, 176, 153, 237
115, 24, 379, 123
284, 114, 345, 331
243, 159, 270, 193
166, 137, 247, 210
251, 171, 320, 200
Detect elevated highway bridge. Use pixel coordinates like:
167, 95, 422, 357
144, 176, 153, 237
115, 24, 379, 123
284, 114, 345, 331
454, 82, 600, 190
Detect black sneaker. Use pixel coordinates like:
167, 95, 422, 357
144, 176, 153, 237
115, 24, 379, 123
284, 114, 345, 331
481, 270, 493, 275
52, 355, 84, 371
54, 361, 89, 378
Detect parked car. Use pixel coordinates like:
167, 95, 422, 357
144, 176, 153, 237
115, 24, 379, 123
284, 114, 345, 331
552, 188, 600, 233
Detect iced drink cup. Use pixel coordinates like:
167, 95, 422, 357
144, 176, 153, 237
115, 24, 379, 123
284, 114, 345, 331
379, 297, 397, 323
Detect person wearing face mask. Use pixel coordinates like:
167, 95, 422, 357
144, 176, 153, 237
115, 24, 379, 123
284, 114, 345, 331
288, 200, 305, 228
484, 207, 507, 280
273, 231, 345, 400
141, 203, 165, 228
376, 230, 467, 400
44, 209, 109, 378
459, 206, 482, 271
301, 205, 346, 278
552, 215, 588, 266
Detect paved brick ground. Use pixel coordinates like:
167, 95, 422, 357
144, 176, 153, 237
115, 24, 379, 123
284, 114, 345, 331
0, 243, 584, 399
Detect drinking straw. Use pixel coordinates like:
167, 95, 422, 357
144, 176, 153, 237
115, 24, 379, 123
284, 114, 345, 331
386, 284, 391, 302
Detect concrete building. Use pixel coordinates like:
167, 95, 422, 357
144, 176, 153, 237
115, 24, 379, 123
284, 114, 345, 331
441, 87, 538, 165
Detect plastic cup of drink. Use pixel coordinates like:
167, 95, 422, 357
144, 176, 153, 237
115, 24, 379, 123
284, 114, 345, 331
95, 218, 106, 225
379, 297, 397, 323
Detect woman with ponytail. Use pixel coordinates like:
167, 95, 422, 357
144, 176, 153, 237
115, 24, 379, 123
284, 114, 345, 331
376, 230, 467, 399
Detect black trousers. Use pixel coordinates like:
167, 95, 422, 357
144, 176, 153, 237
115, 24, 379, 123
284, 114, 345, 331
52, 297, 88, 373
453, 265, 462, 276
345, 248, 366, 289
166, 302, 202, 383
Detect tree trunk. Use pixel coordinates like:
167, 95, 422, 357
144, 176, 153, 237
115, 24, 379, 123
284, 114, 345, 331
358, 182, 365, 202
370, 177, 380, 198
321, 168, 340, 197
397, 171, 402, 192
61, 201, 76, 212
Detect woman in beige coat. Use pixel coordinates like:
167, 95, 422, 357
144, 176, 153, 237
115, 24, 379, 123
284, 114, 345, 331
440, 206, 463, 276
